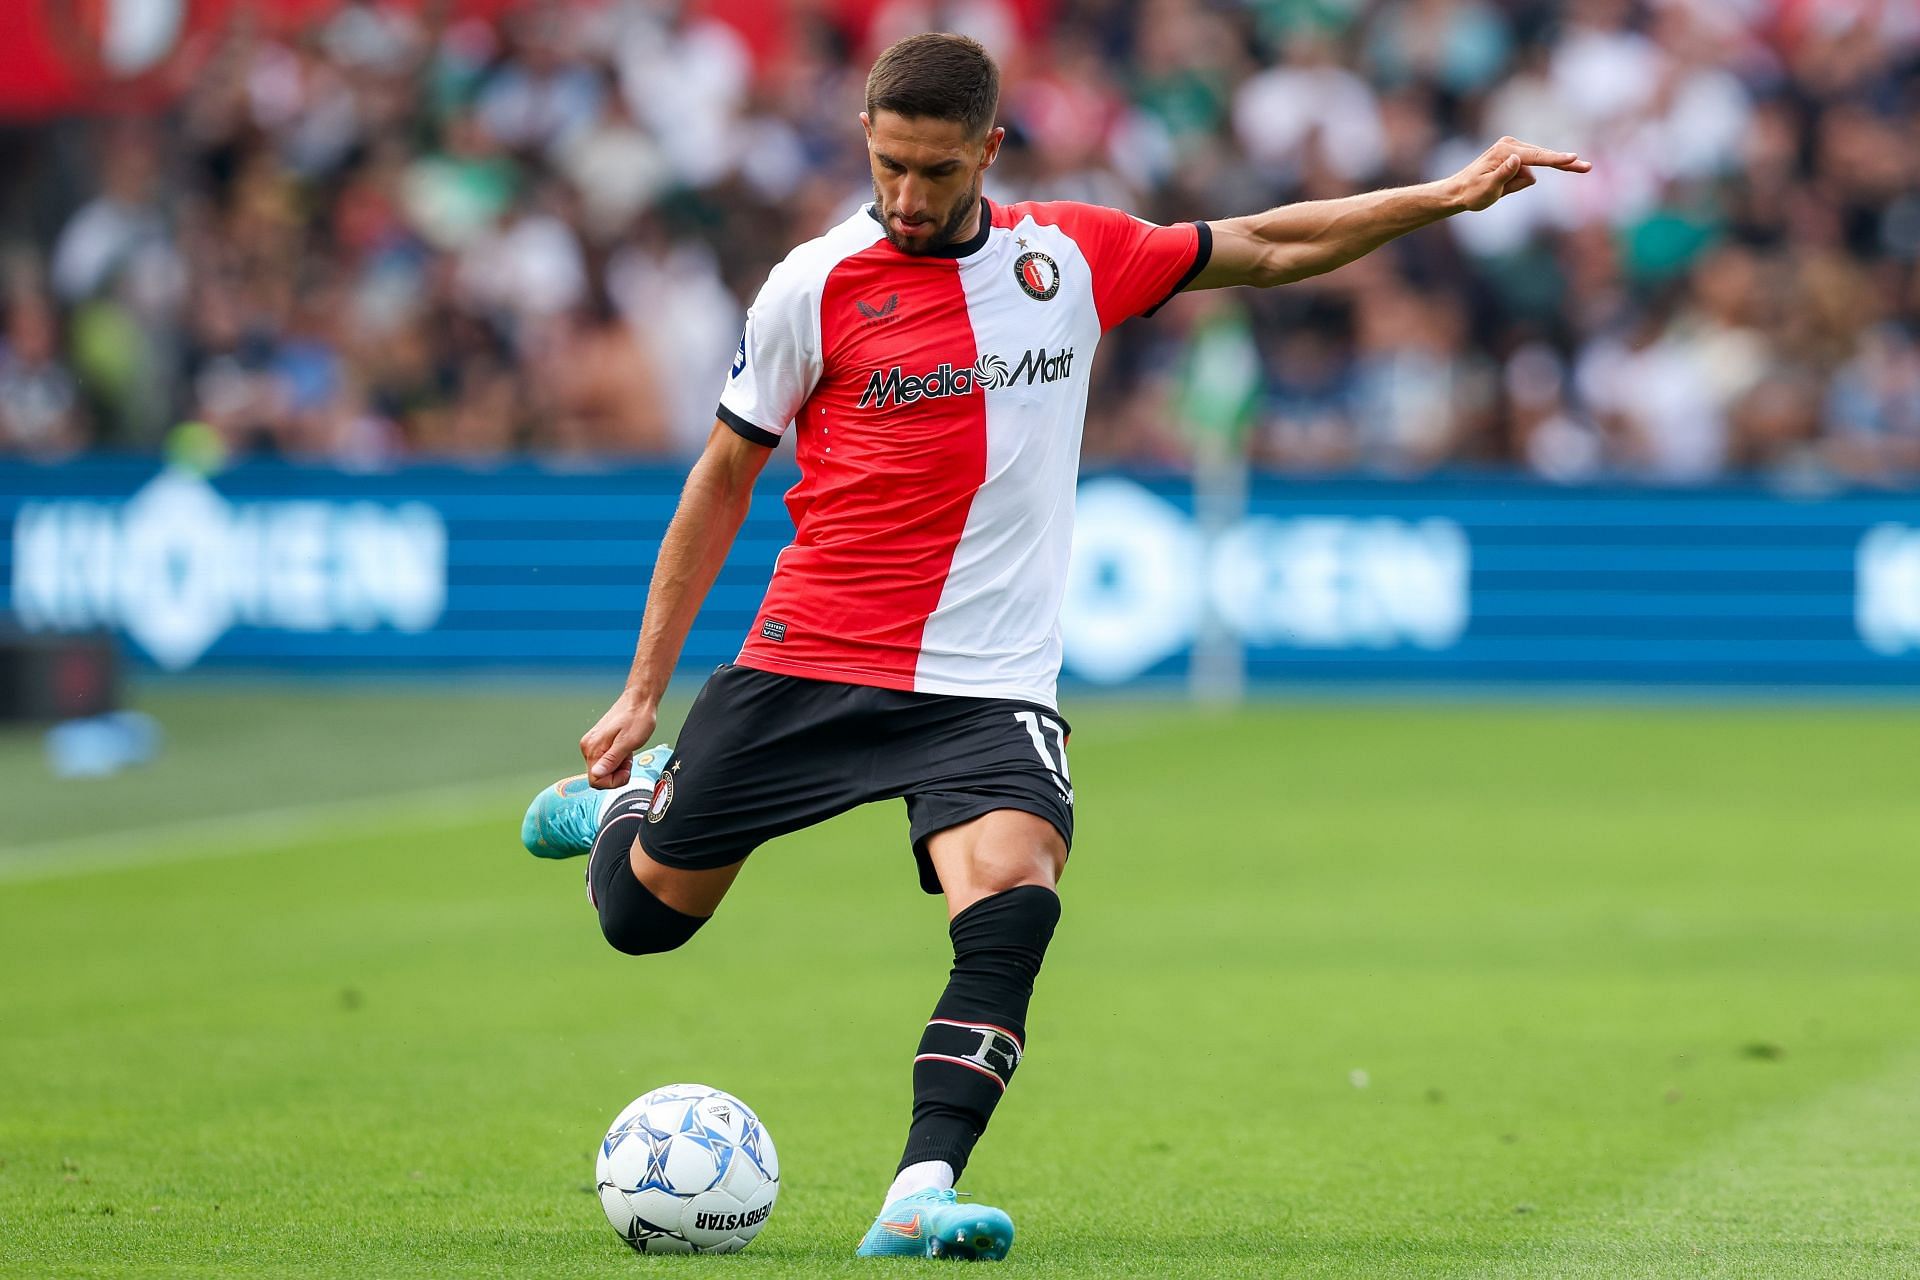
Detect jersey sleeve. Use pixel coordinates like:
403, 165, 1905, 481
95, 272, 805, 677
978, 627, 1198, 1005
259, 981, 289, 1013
1055, 203, 1212, 331
716, 258, 823, 446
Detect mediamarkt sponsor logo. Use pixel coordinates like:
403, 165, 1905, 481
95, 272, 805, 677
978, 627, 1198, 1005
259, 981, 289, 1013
858, 346, 1076, 409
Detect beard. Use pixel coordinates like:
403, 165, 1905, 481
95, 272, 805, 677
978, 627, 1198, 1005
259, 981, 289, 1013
874, 175, 982, 255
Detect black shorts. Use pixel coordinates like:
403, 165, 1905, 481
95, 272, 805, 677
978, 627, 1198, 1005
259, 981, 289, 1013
640, 663, 1073, 894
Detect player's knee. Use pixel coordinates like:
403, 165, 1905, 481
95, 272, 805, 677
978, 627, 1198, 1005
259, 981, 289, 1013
975, 837, 1068, 903
597, 868, 710, 956
1021, 840, 1068, 888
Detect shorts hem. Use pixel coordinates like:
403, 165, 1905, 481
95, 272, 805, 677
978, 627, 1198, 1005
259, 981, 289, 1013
635, 827, 754, 875
909, 798, 1074, 896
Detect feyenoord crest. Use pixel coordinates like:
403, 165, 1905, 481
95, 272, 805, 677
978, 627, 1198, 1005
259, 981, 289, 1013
1014, 250, 1060, 301
648, 770, 675, 822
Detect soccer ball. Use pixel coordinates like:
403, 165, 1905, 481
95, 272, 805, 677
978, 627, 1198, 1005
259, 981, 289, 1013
595, 1083, 780, 1253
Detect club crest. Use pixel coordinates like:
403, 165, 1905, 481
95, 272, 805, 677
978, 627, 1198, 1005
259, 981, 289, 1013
1014, 251, 1060, 301
647, 770, 675, 822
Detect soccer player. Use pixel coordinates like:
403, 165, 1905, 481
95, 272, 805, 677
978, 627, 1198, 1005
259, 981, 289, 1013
522, 32, 1587, 1260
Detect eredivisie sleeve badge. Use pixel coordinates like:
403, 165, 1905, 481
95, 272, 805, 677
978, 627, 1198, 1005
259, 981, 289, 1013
1014, 251, 1060, 301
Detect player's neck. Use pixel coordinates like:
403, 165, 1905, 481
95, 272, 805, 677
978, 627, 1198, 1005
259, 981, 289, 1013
933, 199, 991, 259
953, 199, 983, 246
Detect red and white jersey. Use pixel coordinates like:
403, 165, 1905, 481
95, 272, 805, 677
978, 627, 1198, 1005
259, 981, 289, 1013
717, 197, 1209, 708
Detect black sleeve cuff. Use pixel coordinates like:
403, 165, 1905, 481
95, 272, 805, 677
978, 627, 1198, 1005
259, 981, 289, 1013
717, 403, 782, 447
1142, 220, 1213, 319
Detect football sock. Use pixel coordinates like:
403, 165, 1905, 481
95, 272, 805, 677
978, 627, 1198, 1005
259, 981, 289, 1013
896, 885, 1061, 1179
883, 1159, 955, 1209
588, 794, 708, 955
587, 792, 651, 909
593, 774, 651, 825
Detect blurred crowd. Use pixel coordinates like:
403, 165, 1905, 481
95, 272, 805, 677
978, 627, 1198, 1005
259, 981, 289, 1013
2, 0, 1917, 485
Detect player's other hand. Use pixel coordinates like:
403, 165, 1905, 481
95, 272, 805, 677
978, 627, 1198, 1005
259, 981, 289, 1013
1448, 137, 1591, 213
580, 690, 659, 788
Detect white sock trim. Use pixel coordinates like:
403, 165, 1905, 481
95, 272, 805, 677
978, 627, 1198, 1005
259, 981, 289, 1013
883, 1160, 955, 1210
592, 773, 654, 824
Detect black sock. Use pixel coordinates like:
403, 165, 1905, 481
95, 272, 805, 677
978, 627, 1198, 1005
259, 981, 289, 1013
897, 885, 1061, 1178
589, 794, 708, 955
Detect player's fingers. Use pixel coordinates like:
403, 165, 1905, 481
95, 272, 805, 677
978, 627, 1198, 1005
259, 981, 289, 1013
585, 725, 622, 776
1506, 142, 1589, 170
592, 748, 632, 788
581, 729, 611, 769
1483, 153, 1521, 200
1502, 168, 1538, 195
592, 716, 653, 784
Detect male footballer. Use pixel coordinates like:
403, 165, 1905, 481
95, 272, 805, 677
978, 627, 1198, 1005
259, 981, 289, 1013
520, 31, 1587, 1260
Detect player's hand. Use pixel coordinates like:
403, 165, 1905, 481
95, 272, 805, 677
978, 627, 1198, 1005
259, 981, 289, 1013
580, 690, 658, 789
1448, 137, 1591, 213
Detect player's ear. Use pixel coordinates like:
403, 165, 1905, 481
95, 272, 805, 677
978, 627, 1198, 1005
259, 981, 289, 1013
859, 111, 873, 142
979, 125, 1005, 170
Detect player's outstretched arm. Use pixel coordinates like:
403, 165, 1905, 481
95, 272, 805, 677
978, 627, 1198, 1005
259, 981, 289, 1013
581, 421, 774, 787
1188, 137, 1591, 292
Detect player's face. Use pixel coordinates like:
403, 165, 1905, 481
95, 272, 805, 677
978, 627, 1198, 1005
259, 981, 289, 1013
862, 110, 1003, 255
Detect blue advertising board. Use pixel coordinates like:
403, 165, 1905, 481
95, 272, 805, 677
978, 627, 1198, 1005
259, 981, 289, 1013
4, 459, 1919, 691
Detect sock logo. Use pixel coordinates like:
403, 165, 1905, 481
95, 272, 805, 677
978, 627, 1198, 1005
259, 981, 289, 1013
961, 1026, 1022, 1077
915, 1019, 1024, 1091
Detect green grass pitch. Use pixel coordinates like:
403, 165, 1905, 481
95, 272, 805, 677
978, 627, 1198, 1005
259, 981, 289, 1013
3, 686, 1918, 1278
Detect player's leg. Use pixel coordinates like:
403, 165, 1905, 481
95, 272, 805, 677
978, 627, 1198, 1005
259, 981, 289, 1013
518, 736, 726, 953
915, 812, 1067, 1165
586, 796, 744, 955
526, 664, 874, 955
901, 810, 1066, 1192
923, 808, 1067, 919
857, 813, 1063, 1260
861, 700, 1075, 1260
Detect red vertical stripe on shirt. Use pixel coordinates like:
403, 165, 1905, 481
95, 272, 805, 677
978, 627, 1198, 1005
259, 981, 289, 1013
735, 243, 987, 689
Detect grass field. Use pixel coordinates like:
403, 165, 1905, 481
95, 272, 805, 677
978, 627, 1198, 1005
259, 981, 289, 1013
3, 685, 1919, 1278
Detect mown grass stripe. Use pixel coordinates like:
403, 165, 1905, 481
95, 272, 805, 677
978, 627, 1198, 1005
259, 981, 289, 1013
0, 774, 542, 885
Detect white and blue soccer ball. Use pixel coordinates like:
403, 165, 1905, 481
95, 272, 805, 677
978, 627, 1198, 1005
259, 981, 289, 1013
595, 1083, 780, 1253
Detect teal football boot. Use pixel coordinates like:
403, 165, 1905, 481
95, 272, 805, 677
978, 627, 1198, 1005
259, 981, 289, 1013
855, 1188, 1014, 1260
519, 744, 673, 859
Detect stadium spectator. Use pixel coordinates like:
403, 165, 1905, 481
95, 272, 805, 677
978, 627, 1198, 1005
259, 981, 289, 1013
527, 285, 673, 454
0, 285, 84, 456
0, 0, 1914, 485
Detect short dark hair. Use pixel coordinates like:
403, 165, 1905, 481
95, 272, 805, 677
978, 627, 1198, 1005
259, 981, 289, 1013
865, 33, 1000, 140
